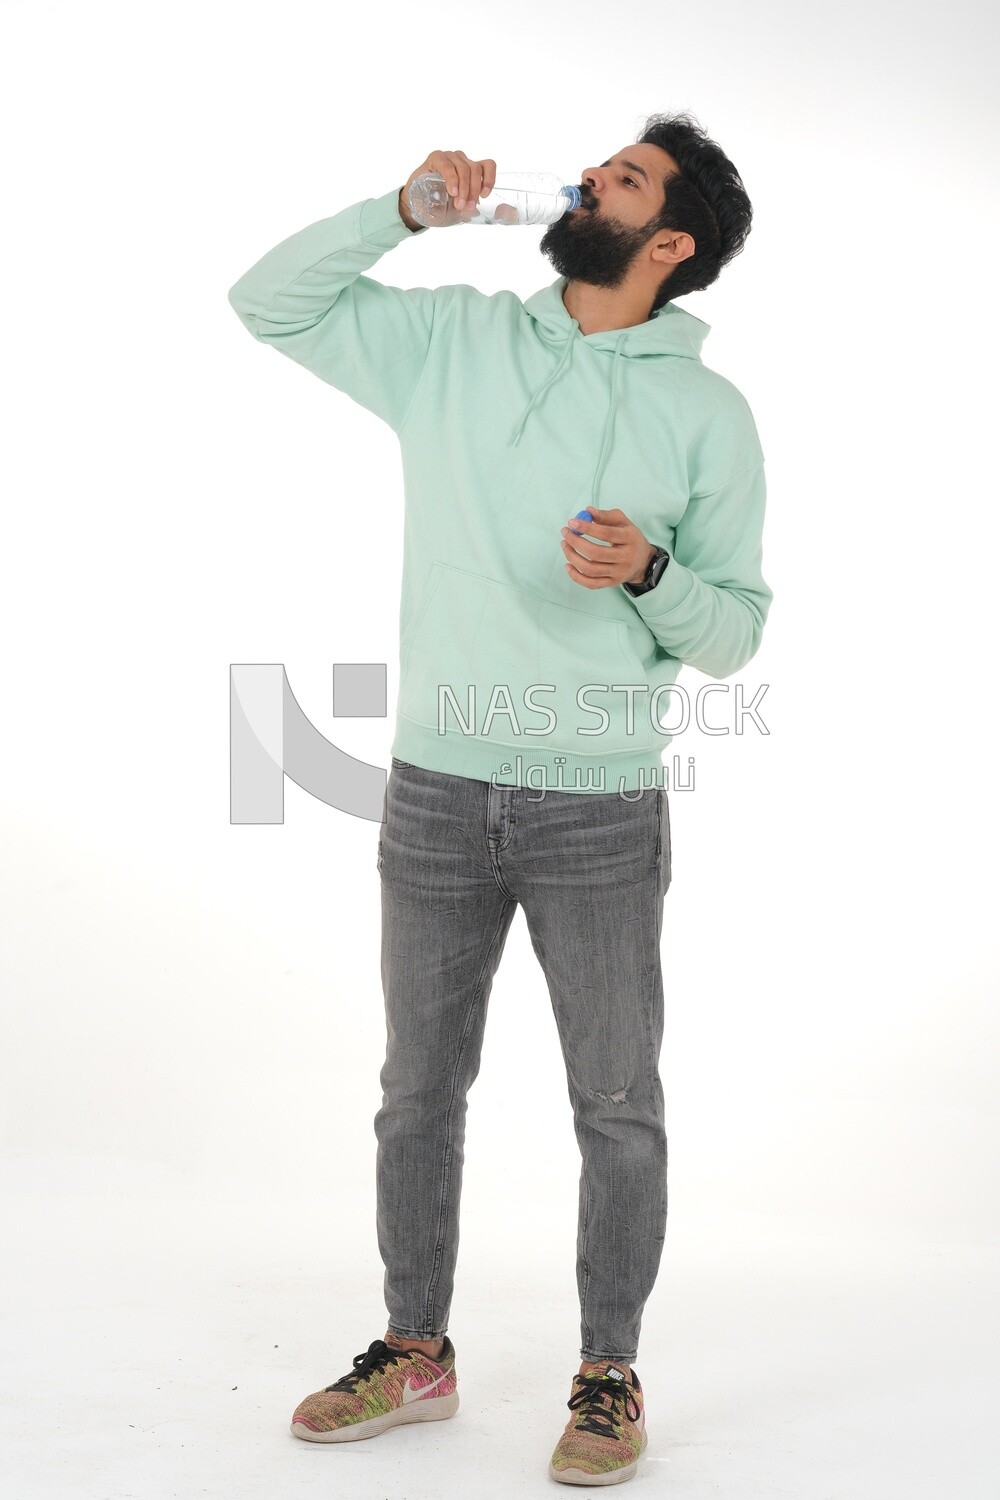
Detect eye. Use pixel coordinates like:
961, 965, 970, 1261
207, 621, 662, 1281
623, 176, 638, 188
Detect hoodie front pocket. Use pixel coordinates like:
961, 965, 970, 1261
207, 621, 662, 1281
398, 562, 544, 736
397, 559, 658, 753
537, 598, 659, 751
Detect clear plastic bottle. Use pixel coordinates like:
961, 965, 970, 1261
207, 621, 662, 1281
407, 171, 582, 228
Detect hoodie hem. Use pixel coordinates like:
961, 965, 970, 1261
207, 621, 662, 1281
390, 718, 672, 795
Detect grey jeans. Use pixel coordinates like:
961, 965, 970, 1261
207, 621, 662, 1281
374, 757, 671, 1363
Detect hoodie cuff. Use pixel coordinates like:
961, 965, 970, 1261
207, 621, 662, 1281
358, 186, 428, 247
622, 553, 696, 618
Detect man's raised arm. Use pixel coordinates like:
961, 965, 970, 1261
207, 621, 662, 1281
227, 185, 432, 432
227, 151, 497, 433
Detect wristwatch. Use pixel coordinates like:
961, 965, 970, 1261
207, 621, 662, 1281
623, 546, 670, 597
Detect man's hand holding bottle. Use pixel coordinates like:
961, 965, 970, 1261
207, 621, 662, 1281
399, 151, 497, 230
399, 156, 578, 228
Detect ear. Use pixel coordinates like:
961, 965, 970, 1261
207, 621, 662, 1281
650, 229, 695, 267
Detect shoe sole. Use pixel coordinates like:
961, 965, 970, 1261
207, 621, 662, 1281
548, 1424, 647, 1485
290, 1389, 459, 1443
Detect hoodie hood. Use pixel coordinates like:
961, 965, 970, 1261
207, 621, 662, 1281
510, 277, 712, 501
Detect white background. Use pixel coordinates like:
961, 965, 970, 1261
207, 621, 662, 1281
2, 0, 998, 1495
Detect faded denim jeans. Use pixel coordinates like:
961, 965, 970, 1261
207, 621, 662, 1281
374, 757, 672, 1363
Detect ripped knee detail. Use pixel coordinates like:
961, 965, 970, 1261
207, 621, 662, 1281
593, 1087, 629, 1105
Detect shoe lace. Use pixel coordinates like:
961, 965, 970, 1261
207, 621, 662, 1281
567, 1373, 641, 1439
324, 1339, 405, 1393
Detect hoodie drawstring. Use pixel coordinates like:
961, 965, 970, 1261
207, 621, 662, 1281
508, 334, 576, 447
508, 330, 628, 507
589, 332, 627, 505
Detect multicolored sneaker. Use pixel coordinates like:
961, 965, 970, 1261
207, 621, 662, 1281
290, 1336, 459, 1443
548, 1360, 647, 1485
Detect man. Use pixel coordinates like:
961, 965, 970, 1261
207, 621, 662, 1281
228, 112, 772, 1486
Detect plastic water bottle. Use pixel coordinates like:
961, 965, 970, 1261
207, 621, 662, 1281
407, 171, 582, 228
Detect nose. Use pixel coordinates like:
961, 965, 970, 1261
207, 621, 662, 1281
580, 167, 604, 205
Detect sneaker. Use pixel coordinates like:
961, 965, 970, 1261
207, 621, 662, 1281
290, 1335, 459, 1443
548, 1360, 647, 1485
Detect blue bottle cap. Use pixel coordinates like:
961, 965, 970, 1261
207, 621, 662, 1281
575, 510, 593, 521
561, 185, 582, 209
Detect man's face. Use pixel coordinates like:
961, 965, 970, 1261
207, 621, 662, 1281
539, 143, 679, 289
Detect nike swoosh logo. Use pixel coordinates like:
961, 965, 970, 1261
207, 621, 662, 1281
401, 1368, 450, 1405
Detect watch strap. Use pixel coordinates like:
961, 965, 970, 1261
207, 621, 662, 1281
623, 546, 670, 597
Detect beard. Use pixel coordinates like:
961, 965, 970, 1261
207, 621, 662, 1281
539, 196, 659, 288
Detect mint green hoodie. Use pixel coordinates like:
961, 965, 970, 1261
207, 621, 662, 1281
228, 186, 772, 794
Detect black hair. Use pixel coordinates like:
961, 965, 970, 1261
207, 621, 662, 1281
636, 111, 753, 311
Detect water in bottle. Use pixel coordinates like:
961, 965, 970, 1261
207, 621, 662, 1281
407, 171, 582, 228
